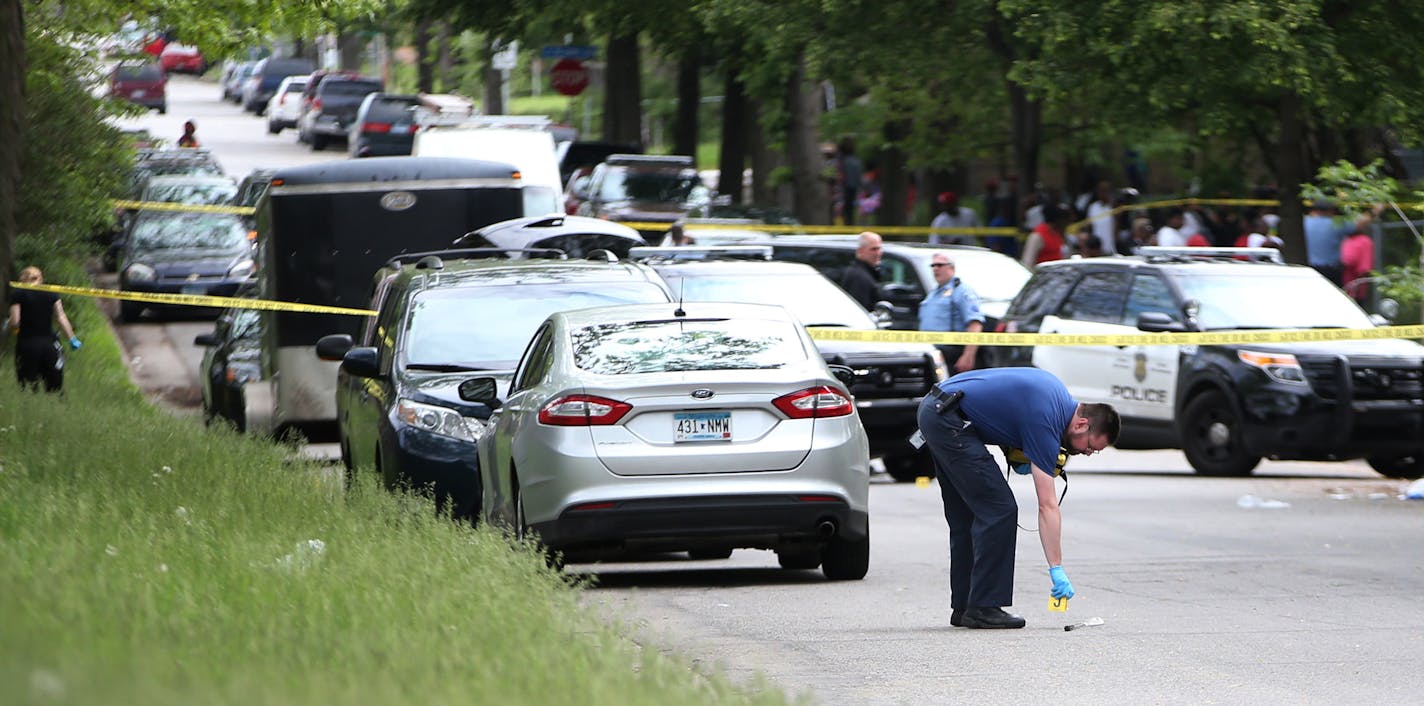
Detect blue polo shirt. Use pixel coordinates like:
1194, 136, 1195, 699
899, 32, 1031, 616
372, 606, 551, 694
917, 276, 984, 333
937, 367, 1077, 474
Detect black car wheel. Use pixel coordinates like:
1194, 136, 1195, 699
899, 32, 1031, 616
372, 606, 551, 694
310, 134, 327, 151
689, 548, 734, 560
119, 300, 143, 323
776, 548, 820, 570
821, 529, 869, 581
883, 452, 933, 483
1366, 453, 1424, 479
1181, 390, 1260, 476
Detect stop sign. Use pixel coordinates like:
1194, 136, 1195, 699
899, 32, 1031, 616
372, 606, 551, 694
550, 58, 589, 96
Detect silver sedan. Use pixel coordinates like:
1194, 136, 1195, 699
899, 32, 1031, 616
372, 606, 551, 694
471, 302, 871, 579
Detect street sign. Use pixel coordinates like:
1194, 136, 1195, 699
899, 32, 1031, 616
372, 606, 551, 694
492, 40, 519, 71
550, 58, 589, 96
541, 44, 597, 61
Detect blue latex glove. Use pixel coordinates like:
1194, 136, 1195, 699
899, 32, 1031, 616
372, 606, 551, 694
69, 336, 82, 350
1049, 565, 1075, 599
1012, 463, 1033, 476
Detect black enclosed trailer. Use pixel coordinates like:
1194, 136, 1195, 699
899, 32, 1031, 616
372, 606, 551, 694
247, 157, 524, 439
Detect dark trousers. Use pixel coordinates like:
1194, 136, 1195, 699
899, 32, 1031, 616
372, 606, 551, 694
15, 337, 63, 392
916, 395, 1017, 609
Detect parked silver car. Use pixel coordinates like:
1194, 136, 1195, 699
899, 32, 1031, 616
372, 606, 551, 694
471, 302, 871, 579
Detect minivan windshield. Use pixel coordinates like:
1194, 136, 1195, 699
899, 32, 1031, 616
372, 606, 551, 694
1171, 271, 1374, 330
403, 282, 669, 370
131, 213, 249, 251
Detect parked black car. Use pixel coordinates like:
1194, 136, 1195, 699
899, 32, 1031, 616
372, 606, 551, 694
116, 210, 256, 322
242, 56, 315, 113
315, 248, 673, 522
349, 93, 420, 158
297, 74, 383, 151
194, 298, 262, 430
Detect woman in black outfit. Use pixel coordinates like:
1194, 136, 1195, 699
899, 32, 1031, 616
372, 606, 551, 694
7, 266, 81, 392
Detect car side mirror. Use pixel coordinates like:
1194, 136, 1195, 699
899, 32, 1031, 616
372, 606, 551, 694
315, 333, 354, 361
870, 301, 895, 329
340, 347, 380, 379
1377, 297, 1400, 322
827, 364, 857, 389
194, 332, 218, 347
1136, 311, 1186, 332
458, 376, 501, 409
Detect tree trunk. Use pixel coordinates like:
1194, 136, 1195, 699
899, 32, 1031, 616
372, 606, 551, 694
786, 54, 829, 225
748, 97, 778, 209
436, 23, 453, 92
482, 39, 502, 114
0, 0, 23, 298
1276, 91, 1307, 265
603, 33, 642, 145
877, 119, 911, 228
414, 20, 434, 93
338, 31, 363, 71
673, 47, 700, 162
717, 71, 748, 204
1009, 82, 1041, 191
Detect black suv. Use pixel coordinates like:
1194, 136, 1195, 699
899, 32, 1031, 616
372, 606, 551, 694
990, 246, 1424, 478
316, 249, 672, 521
635, 246, 946, 481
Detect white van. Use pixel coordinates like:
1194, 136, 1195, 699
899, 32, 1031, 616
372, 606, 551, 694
411, 115, 563, 217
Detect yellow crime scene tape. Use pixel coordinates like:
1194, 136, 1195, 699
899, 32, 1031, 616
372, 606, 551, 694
11, 282, 377, 317
805, 325, 1424, 346
112, 200, 257, 216
15, 282, 1422, 346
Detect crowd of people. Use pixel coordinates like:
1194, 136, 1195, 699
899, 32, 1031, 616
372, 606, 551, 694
827, 146, 1380, 306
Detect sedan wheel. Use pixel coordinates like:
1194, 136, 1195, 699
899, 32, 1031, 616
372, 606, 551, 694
1181, 390, 1260, 477
883, 452, 932, 483
1367, 453, 1424, 479
820, 529, 869, 581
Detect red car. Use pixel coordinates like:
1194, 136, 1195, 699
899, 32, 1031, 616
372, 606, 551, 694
160, 44, 206, 74
110, 63, 167, 114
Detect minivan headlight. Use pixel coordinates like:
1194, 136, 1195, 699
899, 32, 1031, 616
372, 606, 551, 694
396, 398, 487, 442
124, 263, 156, 283
228, 259, 255, 280
1238, 350, 1306, 384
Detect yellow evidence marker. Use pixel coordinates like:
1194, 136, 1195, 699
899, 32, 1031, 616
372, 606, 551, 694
1048, 596, 1068, 612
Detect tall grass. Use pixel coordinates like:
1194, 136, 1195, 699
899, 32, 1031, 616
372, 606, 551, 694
0, 292, 796, 705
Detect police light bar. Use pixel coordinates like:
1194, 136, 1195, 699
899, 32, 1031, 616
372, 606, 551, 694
1138, 246, 1284, 264
628, 245, 773, 261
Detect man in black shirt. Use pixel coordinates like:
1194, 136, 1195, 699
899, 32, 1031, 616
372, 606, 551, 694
7, 266, 81, 392
838, 231, 883, 310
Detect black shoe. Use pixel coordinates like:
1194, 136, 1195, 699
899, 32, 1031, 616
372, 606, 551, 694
951, 609, 964, 627
961, 607, 1026, 629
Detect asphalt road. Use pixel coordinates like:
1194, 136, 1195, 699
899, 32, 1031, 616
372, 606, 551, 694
111, 73, 1424, 706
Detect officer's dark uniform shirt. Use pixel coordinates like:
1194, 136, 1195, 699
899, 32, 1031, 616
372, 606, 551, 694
937, 367, 1076, 474
10, 289, 59, 339
838, 258, 881, 310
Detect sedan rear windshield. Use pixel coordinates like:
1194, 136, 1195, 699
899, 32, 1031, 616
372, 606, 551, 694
131, 213, 249, 251
116, 65, 162, 81
599, 166, 704, 202
403, 282, 668, 370
572, 319, 805, 375
322, 80, 383, 96
367, 98, 418, 121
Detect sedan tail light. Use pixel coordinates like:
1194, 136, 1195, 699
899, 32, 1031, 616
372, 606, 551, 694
772, 386, 854, 419
312, 97, 322, 111
362, 121, 392, 134
538, 394, 631, 426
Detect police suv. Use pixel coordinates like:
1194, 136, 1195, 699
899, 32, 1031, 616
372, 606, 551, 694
990, 247, 1424, 478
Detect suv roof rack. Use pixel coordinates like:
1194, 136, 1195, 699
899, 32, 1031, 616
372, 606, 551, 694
629, 245, 773, 261
606, 153, 694, 167
381, 247, 568, 269
1138, 246, 1284, 264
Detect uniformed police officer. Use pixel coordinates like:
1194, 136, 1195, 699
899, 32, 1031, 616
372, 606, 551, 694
916, 367, 1120, 629
917, 253, 983, 374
